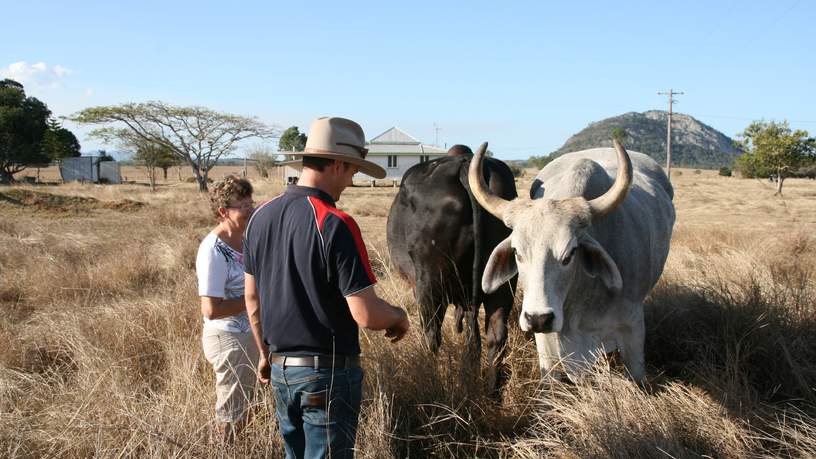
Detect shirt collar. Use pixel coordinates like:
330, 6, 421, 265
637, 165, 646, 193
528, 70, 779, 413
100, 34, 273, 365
285, 185, 336, 207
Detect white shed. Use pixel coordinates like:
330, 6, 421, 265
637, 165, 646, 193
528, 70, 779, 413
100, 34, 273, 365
357, 127, 447, 182
60, 157, 97, 182
59, 156, 121, 183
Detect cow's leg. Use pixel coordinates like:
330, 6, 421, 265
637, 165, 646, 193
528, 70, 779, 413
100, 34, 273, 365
484, 290, 512, 395
454, 305, 464, 333
417, 280, 446, 353
454, 299, 482, 392
459, 300, 481, 360
618, 303, 646, 384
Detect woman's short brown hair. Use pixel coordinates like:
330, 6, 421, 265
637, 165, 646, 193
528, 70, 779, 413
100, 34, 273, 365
209, 175, 253, 218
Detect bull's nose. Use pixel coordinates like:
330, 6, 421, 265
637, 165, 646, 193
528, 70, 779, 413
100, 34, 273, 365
524, 312, 555, 333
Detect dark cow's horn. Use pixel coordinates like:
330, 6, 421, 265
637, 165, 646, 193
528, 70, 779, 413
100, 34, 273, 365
468, 142, 510, 221
588, 138, 633, 222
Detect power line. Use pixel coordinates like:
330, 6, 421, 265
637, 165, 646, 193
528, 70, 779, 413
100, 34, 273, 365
695, 114, 816, 124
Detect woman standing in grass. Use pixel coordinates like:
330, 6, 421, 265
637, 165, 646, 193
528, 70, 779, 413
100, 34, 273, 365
196, 175, 258, 443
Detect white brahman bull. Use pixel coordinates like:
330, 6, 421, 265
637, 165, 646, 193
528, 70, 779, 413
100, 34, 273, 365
468, 138, 675, 382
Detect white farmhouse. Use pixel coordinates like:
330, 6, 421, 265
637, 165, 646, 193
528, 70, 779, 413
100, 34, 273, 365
358, 127, 447, 182
276, 126, 448, 185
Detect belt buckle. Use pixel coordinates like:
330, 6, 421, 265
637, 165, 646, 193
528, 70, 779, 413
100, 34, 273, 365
313, 355, 319, 371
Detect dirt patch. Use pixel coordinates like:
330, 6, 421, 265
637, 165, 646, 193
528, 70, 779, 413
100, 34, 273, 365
0, 189, 145, 214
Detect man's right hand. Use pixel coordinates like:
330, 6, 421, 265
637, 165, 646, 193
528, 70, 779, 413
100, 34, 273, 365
347, 287, 411, 342
384, 309, 410, 343
257, 355, 270, 384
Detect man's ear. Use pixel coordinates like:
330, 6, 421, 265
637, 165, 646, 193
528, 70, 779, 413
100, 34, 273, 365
482, 236, 518, 293
578, 235, 622, 293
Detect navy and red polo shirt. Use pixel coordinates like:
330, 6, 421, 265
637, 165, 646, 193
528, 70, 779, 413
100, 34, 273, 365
243, 185, 377, 357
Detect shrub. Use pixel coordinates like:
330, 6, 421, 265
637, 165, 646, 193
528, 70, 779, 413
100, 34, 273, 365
694, 169, 702, 175
719, 167, 732, 177
508, 163, 524, 178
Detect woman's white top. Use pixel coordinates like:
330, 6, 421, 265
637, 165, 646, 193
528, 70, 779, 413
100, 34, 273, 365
196, 232, 251, 333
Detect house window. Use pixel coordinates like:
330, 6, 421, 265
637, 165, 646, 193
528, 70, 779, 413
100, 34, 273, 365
420, 155, 430, 163
387, 155, 398, 168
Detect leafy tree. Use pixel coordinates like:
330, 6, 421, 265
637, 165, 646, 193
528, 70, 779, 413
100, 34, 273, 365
96, 149, 114, 162
42, 117, 81, 162
278, 126, 307, 152
0, 79, 51, 182
70, 101, 279, 191
132, 143, 176, 191
735, 120, 816, 196
734, 152, 772, 178
528, 155, 554, 170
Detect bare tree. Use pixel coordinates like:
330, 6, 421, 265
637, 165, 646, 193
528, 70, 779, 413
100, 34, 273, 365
70, 101, 280, 191
247, 146, 279, 178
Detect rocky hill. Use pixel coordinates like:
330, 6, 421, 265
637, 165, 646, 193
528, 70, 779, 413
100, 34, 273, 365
552, 111, 742, 169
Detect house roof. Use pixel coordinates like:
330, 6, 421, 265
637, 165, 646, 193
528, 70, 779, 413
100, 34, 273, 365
369, 127, 420, 145
366, 126, 447, 155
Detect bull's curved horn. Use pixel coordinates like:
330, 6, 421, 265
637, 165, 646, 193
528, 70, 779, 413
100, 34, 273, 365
468, 142, 511, 221
588, 138, 633, 222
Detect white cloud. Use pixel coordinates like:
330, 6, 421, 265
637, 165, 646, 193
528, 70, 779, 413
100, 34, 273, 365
0, 61, 75, 88
54, 65, 73, 78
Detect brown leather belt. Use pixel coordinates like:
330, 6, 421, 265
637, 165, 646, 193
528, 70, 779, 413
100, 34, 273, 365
269, 354, 360, 369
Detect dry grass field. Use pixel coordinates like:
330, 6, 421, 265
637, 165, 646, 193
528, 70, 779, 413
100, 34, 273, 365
2, 166, 816, 457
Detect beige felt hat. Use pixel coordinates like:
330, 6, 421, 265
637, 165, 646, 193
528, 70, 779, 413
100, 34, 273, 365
291, 117, 386, 179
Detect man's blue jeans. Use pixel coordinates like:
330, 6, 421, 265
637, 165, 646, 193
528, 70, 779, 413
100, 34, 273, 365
270, 363, 363, 459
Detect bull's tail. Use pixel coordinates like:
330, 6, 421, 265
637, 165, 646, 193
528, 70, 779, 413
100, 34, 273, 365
459, 158, 483, 331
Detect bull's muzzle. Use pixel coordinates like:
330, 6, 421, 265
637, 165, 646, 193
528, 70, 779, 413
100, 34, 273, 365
524, 312, 555, 333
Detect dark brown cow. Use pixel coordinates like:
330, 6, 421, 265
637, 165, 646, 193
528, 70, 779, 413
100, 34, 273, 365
387, 148, 517, 393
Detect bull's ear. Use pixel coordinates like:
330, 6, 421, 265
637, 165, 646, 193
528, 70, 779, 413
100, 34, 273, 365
578, 235, 622, 293
482, 237, 517, 294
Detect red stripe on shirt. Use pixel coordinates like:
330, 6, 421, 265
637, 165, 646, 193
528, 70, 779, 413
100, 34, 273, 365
307, 196, 377, 284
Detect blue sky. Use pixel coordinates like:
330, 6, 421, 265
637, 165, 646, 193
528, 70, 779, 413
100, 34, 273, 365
2, 1, 813, 160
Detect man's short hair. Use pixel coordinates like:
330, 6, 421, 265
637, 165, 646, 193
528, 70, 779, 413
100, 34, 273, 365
302, 156, 336, 171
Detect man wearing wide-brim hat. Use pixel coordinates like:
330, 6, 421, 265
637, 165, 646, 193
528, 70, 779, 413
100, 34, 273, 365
243, 117, 410, 458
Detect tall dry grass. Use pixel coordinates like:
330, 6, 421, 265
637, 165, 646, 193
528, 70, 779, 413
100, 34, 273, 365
1, 171, 815, 457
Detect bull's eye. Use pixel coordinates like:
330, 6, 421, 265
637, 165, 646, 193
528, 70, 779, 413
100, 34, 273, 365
562, 248, 577, 266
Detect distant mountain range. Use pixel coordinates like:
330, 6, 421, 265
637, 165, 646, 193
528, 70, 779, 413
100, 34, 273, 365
551, 111, 743, 169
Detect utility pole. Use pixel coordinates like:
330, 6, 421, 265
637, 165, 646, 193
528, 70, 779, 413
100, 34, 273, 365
433, 122, 441, 147
658, 88, 683, 181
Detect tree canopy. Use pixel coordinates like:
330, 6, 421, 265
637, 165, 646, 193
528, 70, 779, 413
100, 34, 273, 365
278, 126, 307, 152
42, 117, 81, 162
133, 142, 177, 190
735, 120, 815, 195
0, 79, 51, 182
70, 101, 279, 191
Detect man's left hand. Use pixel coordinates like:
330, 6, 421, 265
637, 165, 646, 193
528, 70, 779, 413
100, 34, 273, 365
257, 356, 271, 384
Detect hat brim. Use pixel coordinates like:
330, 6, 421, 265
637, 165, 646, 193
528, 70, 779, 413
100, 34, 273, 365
288, 150, 387, 179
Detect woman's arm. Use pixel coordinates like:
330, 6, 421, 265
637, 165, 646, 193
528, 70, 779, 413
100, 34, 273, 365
200, 296, 246, 320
